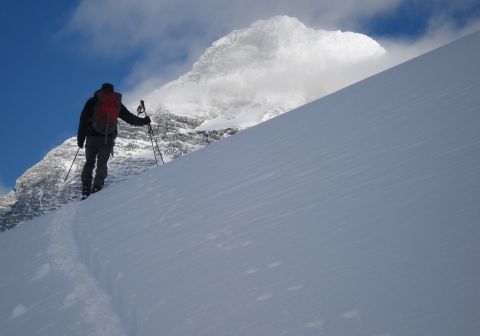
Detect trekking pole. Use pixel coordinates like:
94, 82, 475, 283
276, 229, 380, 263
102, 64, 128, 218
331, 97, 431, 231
142, 100, 165, 165
64, 147, 80, 182
137, 100, 165, 166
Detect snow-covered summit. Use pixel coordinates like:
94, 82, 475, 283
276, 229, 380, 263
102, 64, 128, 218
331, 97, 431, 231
189, 16, 383, 80
143, 16, 385, 129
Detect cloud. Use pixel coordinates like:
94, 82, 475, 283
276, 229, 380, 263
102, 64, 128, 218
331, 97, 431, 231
375, 10, 480, 73
66, 0, 399, 52
64, 0, 480, 94
64, 0, 400, 82
0, 181, 11, 197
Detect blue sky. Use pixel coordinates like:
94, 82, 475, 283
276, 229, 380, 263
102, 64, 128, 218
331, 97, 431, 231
0, 1, 138, 192
1, 0, 479, 193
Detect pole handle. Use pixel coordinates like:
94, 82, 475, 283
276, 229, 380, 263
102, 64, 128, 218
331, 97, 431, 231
137, 100, 147, 116
138, 99, 164, 165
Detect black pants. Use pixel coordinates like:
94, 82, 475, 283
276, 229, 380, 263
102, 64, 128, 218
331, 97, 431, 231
81, 136, 114, 191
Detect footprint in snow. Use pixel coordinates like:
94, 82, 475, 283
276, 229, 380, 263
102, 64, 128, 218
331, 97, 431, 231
257, 293, 273, 301
268, 261, 283, 268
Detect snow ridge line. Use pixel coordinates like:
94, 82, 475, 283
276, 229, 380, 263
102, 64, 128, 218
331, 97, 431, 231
47, 203, 128, 336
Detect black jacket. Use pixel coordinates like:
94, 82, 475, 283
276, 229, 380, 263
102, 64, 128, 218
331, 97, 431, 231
77, 89, 149, 145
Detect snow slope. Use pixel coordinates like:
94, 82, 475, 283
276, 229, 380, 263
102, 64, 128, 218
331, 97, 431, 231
1, 31, 480, 336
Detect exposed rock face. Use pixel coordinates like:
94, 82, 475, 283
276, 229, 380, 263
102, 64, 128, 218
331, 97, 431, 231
0, 112, 237, 231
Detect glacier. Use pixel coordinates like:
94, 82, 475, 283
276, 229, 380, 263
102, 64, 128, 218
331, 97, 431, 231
1, 28, 479, 336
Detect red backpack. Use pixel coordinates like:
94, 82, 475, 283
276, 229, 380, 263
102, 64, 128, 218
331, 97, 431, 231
92, 91, 121, 135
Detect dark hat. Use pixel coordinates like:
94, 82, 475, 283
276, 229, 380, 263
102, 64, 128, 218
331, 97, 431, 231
101, 83, 114, 91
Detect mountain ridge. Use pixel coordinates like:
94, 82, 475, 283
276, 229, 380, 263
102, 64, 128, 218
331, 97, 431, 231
1, 16, 387, 231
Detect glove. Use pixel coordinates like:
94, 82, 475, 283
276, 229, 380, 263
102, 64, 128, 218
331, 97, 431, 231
77, 137, 85, 149
144, 116, 151, 125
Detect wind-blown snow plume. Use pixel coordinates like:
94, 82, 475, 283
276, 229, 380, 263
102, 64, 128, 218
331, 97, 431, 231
135, 16, 386, 129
